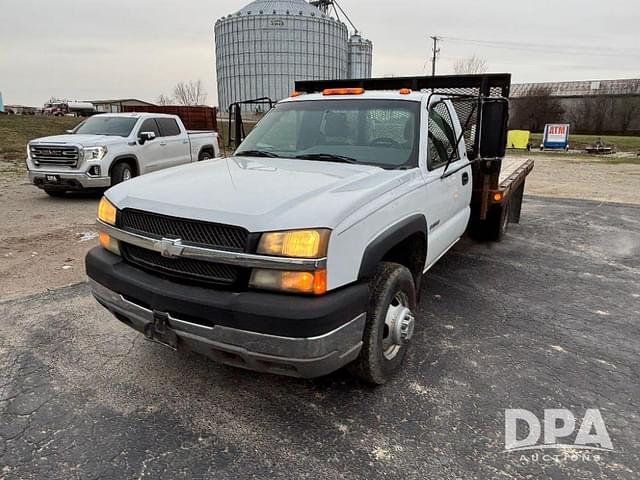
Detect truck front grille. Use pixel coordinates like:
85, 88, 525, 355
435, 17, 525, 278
122, 244, 241, 286
30, 145, 79, 167
120, 209, 249, 251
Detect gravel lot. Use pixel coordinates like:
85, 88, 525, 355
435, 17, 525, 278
1, 156, 639, 479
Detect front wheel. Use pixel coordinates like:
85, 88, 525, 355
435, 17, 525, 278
348, 262, 417, 385
110, 162, 134, 186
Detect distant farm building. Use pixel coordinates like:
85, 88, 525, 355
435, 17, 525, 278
87, 99, 156, 114
510, 79, 640, 134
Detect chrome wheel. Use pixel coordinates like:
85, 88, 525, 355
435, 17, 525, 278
122, 168, 132, 181
382, 292, 415, 360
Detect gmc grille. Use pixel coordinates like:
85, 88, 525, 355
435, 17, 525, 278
30, 145, 80, 167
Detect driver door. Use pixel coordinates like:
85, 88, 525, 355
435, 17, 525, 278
423, 100, 472, 266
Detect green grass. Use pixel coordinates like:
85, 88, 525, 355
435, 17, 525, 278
507, 146, 640, 165
0, 115, 83, 160
528, 133, 640, 152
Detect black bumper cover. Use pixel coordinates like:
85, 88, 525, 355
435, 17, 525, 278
85, 247, 369, 338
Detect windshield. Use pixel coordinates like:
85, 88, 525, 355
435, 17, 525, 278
236, 99, 421, 169
73, 116, 138, 137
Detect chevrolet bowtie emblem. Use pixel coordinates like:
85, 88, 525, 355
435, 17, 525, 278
155, 238, 184, 259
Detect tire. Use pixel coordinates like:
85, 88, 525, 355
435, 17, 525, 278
198, 151, 213, 161
44, 189, 66, 198
348, 262, 417, 385
111, 162, 134, 186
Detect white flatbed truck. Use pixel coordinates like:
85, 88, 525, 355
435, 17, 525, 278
86, 74, 533, 384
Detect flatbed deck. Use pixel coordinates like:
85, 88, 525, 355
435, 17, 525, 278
499, 157, 533, 185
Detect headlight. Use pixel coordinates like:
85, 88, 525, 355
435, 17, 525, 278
98, 197, 117, 225
257, 229, 330, 258
250, 269, 327, 295
83, 145, 108, 161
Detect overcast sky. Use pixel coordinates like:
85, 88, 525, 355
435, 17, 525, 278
1, 0, 639, 106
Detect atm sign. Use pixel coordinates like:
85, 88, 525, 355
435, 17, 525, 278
548, 125, 567, 136
543, 123, 571, 149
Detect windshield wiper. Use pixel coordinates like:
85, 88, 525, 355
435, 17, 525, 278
295, 153, 358, 164
235, 150, 280, 158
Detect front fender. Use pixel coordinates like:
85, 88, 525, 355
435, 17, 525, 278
357, 214, 428, 281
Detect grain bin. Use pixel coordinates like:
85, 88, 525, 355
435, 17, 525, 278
347, 33, 373, 79
215, 0, 351, 112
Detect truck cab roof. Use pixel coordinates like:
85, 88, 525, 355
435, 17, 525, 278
281, 90, 428, 104
92, 112, 180, 120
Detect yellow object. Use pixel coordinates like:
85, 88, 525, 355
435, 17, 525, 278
322, 88, 365, 96
493, 192, 504, 203
99, 232, 121, 256
98, 197, 117, 225
258, 229, 330, 258
250, 269, 327, 295
507, 130, 530, 150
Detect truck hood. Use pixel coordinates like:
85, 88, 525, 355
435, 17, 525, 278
30, 134, 124, 147
106, 157, 412, 232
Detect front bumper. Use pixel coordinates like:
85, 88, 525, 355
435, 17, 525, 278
28, 169, 111, 190
86, 248, 369, 378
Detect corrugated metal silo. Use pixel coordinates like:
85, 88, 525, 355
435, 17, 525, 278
347, 33, 372, 79
215, 0, 349, 112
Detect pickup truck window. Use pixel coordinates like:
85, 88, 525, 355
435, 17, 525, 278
157, 118, 181, 137
74, 116, 138, 137
237, 99, 420, 169
138, 118, 161, 137
427, 102, 459, 170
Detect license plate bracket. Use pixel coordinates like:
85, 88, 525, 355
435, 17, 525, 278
145, 311, 179, 350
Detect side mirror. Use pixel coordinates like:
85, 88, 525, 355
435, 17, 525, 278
66, 129, 74, 134
138, 131, 156, 145
478, 98, 509, 159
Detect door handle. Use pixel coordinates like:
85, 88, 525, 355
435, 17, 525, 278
462, 172, 469, 185
159, 141, 167, 146
182, 139, 189, 144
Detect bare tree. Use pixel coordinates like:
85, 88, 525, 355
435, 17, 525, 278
453, 55, 488, 75
509, 87, 564, 132
172, 80, 208, 106
156, 94, 173, 106
616, 97, 640, 133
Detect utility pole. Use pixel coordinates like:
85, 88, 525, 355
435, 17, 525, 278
430, 36, 440, 76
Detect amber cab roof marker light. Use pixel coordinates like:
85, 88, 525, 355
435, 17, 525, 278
399, 88, 412, 95
322, 88, 365, 96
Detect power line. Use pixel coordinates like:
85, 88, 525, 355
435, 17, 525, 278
441, 36, 640, 58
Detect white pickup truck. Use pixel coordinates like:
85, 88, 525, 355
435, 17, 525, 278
86, 74, 533, 384
27, 113, 219, 196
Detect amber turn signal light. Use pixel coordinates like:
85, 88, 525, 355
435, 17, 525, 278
250, 269, 327, 295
